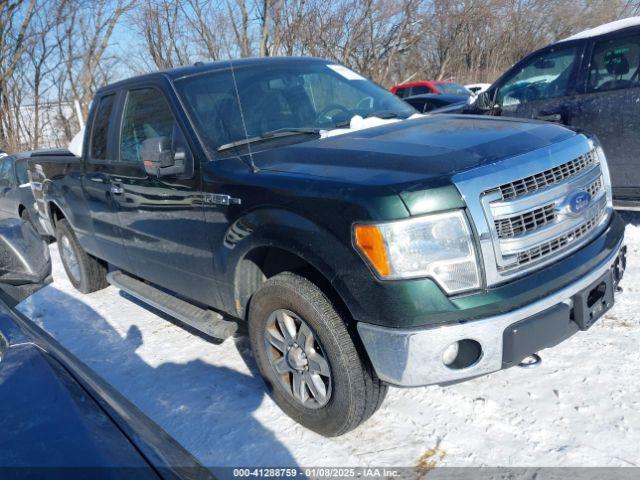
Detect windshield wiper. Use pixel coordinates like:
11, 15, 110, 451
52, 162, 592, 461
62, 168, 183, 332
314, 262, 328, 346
365, 111, 400, 119
217, 128, 321, 152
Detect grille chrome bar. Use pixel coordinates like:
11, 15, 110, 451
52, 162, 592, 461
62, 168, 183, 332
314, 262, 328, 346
514, 208, 607, 268
495, 204, 556, 239
490, 163, 602, 220
498, 150, 598, 200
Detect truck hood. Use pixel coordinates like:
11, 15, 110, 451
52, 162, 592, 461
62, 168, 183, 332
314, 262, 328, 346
251, 114, 575, 192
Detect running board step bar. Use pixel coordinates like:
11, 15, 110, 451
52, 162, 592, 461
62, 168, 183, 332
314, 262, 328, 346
107, 271, 237, 340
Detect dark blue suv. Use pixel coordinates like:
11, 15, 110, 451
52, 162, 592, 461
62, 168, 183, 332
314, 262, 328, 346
467, 18, 640, 209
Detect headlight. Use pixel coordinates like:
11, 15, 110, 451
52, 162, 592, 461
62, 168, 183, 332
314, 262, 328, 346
589, 136, 613, 209
354, 210, 481, 294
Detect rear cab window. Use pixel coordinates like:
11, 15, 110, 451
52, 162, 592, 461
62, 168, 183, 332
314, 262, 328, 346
90, 93, 117, 161
0, 157, 12, 186
15, 160, 28, 185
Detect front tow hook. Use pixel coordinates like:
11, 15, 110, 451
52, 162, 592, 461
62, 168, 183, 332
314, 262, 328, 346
518, 353, 542, 369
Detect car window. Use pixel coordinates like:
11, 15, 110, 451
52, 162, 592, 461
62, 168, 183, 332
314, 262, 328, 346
587, 35, 640, 92
120, 88, 177, 163
496, 46, 579, 106
421, 101, 436, 112
0, 158, 12, 185
394, 87, 411, 98
411, 86, 430, 95
15, 160, 28, 184
90, 94, 116, 160
406, 99, 427, 112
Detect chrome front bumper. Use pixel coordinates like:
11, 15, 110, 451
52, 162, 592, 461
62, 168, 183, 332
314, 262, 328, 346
357, 239, 625, 387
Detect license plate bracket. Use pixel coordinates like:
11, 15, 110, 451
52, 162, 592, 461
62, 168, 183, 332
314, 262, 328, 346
571, 270, 614, 330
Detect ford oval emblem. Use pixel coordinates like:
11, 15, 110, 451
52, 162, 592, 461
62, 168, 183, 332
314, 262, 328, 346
568, 191, 592, 214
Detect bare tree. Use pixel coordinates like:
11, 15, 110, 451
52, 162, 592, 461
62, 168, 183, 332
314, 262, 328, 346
0, 0, 37, 150
3, 0, 640, 151
57, 0, 137, 120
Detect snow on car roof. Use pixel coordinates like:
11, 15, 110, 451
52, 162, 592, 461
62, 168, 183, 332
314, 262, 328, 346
558, 17, 640, 42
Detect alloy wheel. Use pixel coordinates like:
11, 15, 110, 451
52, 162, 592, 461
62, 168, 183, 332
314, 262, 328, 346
264, 309, 332, 408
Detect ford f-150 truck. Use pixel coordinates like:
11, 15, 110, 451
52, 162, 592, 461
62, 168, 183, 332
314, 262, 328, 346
29, 57, 626, 437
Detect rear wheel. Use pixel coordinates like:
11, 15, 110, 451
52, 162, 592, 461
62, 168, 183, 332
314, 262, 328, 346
56, 219, 108, 293
248, 272, 387, 436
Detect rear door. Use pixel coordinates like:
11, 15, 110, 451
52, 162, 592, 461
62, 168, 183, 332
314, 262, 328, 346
110, 83, 219, 306
571, 29, 640, 200
81, 91, 132, 271
492, 42, 584, 123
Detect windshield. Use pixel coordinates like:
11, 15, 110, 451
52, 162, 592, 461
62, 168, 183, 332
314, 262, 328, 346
174, 60, 415, 156
434, 83, 472, 95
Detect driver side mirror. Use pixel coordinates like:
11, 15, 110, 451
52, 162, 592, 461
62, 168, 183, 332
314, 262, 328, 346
474, 90, 498, 112
141, 136, 186, 177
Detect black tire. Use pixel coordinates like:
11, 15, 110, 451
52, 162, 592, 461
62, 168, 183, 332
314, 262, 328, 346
56, 218, 108, 293
248, 272, 387, 437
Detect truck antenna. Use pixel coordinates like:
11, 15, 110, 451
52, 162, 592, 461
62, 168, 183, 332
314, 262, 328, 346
228, 58, 259, 173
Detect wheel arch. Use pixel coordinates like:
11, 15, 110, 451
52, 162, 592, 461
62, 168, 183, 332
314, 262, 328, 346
224, 208, 357, 323
47, 200, 67, 229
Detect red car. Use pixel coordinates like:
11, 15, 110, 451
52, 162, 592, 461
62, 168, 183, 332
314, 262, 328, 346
391, 81, 472, 98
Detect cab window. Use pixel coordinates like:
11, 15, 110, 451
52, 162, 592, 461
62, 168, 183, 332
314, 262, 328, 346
496, 46, 579, 106
120, 88, 178, 164
587, 35, 640, 92
15, 160, 28, 185
0, 158, 12, 186
90, 94, 116, 160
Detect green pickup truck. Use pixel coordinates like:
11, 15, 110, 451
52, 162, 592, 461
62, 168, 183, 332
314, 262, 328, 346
29, 57, 626, 436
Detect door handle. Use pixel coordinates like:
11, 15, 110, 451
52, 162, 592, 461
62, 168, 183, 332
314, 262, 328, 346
535, 112, 563, 123
110, 185, 124, 195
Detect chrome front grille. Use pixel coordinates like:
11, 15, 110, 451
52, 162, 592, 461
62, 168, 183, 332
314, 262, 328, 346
498, 150, 597, 200
487, 148, 608, 275
453, 135, 612, 288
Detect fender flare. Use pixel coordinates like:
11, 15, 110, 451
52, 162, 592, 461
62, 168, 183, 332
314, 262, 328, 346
215, 207, 365, 318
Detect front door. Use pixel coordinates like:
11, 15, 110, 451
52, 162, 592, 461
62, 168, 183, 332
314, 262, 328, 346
571, 30, 640, 200
111, 85, 219, 306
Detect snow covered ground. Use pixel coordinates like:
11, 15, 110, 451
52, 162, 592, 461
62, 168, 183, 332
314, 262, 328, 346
16, 214, 640, 470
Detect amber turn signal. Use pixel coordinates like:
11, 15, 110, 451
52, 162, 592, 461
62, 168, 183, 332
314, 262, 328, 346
354, 225, 391, 277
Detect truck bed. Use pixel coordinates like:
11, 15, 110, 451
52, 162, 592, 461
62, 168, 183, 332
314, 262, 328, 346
27, 152, 82, 235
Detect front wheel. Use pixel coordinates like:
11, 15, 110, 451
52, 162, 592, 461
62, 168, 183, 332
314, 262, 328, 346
56, 219, 108, 293
248, 272, 387, 436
